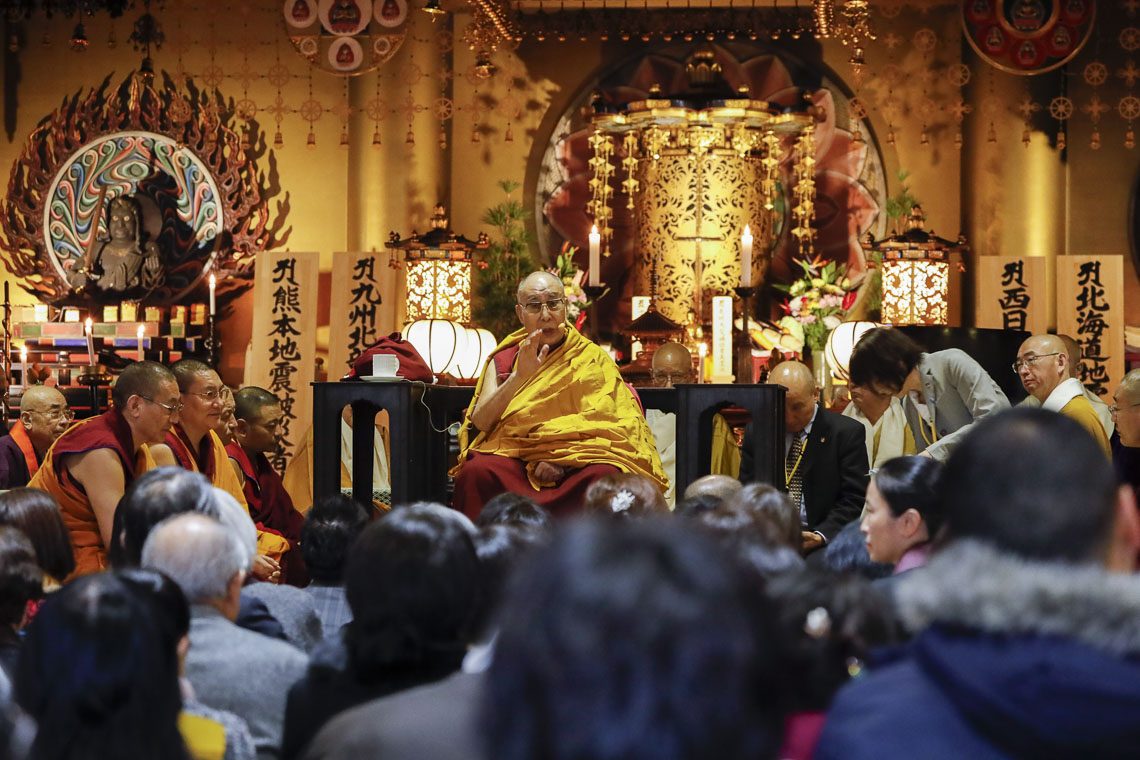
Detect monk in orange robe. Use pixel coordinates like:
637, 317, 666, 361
226, 386, 307, 586
0, 386, 72, 489
29, 361, 177, 576
151, 359, 290, 583
452, 271, 667, 519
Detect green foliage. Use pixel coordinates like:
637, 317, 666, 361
884, 170, 919, 223
473, 180, 539, 340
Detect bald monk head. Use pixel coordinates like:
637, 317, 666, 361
170, 359, 226, 445
111, 361, 181, 447
683, 474, 743, 503
19, 385, 71, 457
515, 271, 569, 350
233, 386, 284, 456
769, 361, 820, 434
1058, 334, 1084, 379
1015, 334, 1069, 404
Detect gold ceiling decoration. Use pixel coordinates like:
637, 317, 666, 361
587, 48, 816, 326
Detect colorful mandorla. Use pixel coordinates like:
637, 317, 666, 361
543, 47, 881, 303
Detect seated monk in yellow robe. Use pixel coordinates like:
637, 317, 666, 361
452, 271, 667, 519
150, 360, 291, 583
29, 361, 177, 576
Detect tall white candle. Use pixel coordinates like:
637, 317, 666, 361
19, 345, 27, 387
588, 226, 601, 287
208, 273, 217, 316
740, 225, 754, 287
697, 342, 708, 384
137, 324, 145, 359
84, 318, 96, 367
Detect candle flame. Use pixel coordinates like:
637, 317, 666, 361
742, 225, 753, 244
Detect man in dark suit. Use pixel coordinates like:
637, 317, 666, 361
741, 361, 869, 553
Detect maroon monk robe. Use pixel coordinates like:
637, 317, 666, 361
226, 442, 309, 586
453, 344, 618, 520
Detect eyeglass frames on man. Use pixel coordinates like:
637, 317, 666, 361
1011, 352, 1060, 373
518, 298, 567, 315
139, 395, 182, 415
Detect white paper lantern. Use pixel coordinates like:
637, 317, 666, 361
402, 319, 466, 375
824, 321, 879, 382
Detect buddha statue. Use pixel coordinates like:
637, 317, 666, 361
76, 195, 162, 293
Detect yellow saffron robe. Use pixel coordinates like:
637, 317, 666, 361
453, 325, 668, 493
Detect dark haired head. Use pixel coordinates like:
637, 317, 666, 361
848, 328, 924, 392
169, 358, 214, 394
694, 505, 805, 582
0, 526, 44, 629
476, 492, 551, 531
233, 386, 281, 422
16, 573, 189, 760
344, 505, 480, 680
110, 361, 176, 410
115, 567, 191, 647
821, 521, 894, 580
941, 407, 1119, 563
301, 494, 369, 584
471, 523, 546, 638
766, 566, 899, 711
582, 472, 668, 519
484, 519, 782, 760
872, 456, 944, 535
0, 488, 76, 581
724, 483, 801, 549
110, 467, 219, 568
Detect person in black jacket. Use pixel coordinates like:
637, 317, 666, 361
741, 361, 869, 553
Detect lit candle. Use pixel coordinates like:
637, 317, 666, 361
19, 345, 27, 387
208, 273, 217, 317
740, 225, 754, 287
588, 225, 601, 287
84, 318, 95, 367
697, 342, 708, 384
137, 324, 145, 359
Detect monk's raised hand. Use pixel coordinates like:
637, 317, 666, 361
516, 329, 546, 378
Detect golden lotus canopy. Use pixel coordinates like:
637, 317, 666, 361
587, 47, 818, 328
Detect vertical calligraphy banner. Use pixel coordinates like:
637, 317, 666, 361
328, 252, 392, 379
249, 251, 320, 472
975, 256, 1048, 335
1057, 255, 1124, 399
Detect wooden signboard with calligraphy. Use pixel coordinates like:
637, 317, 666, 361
248, 251, 320, 472
976, 256, 1048, 335
328, 251, 400, 380
1057, 255, 1124, 400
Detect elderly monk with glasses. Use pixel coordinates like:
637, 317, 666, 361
29, 361, 177, 576
1014, 333, 1110, 456
0, 385, 72, 489
151, 359, 290, 583
452, 271, 667, 519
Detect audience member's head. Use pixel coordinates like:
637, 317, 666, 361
471, 523, 547, 639
1015, 334, 1070, 403
582, 472, 668, 519
941, 407, 1136, 568
110, 466, 219, 568
820, 521, 894, 581
724, 483, 801, 549
849, 328, 924, 397
693, 505, 805, 581
770, 361, 820, 434
484, 519, 782, 760
475, 492, 551, 530
15, 572, 189, 759
142, 513, 247, 619
861, 456, 943, 565
683, 474, 743, 504
1112, 368, 1140, 447
673, 492, 723, 518
233, 386, 284, 456
116, 567, 191, 671
0, 488, 75, 582
302, 494, 369, 585
344, 505, 481, 680
0, 527, 43, 636
766, 566, 899, 712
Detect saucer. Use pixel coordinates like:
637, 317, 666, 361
361, 375, 404, 383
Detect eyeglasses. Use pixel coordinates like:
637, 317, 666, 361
1011, 352, 1060, 373
30, 408, 74, 423
139, 395, 182, 415
1109, 402, 1140, 415
186, 388, 225, 403
518, 298, 567, 315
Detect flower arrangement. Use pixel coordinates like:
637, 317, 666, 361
775, 256, 857, 354
547, 241, 592, 330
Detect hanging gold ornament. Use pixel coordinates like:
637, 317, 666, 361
791, 125, 817, 259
